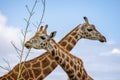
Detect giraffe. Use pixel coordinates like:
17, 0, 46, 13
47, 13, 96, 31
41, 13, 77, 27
24, 17, 106, 80
0, 17, 106, 80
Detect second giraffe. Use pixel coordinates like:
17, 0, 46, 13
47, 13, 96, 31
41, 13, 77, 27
25, 17, 106, 80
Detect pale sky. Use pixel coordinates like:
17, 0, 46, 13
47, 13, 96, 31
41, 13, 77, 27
0, 0, 120, 80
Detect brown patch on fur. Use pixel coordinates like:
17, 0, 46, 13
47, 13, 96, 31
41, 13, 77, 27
10, 72, 17, 79
75, 35, 78, 40
66, 44, 72, 51
7, 76, 13, 80
24, 63, 31, 68
67, 36, 72, 42
31, 59, 37, 64
71, 39, 76, 46
37, 75, 44, 80
66, 64, 70, 69
14, 64, 19, 72
32, 62, 40, 68
33, 68, 41, 78
22, 70, 29, 79
66, 56, 69, 62
61, 61, 66, 68
69, 74, 74, 79
55, 56, 59, 61
22, 69, 34, 79
51, 61, 57, 68
43, 67, 51, 75
42, 58, 50, 68
60, 41, 67, 46
51, 50, 55, 56
70, 60, 74, 66
74, 65, 77, 70
48, 54, 54, 60
58, 58, 62, 63
2, 78, 7, 80
82, 73, 86, 80
71, 32, 76, 36
68, 68, 74, 74
77, 72, 81, 77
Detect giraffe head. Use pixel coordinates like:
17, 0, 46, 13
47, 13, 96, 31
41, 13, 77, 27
25, 25, 56, 49
78, 16, 106, 42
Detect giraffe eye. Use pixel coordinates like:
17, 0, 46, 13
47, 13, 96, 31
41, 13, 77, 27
87, 28, 93, 32
40, 36, 46, 40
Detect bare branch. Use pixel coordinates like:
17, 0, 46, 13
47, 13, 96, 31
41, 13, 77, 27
10, 0, 46, 80
0, 66, 9, 71
25, 5, 31, 14
3, 58, 11, 71
37, 0, 46, 31
32, 22, 38, 29
0, 58, 11, 71
11, 42, 21, 55
21, 29, 25, 37
24, 49, 31, 61
24, 18, 28, 23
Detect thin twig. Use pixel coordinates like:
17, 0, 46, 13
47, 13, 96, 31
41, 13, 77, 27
37, 0, 46, 31
24, 49, 31, 61
0, 66, 9, 71
11, 42, 21, 55
3, 58, 11, 71
0, 58, 11, 71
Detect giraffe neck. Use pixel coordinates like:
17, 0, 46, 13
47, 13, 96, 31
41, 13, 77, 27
59, 24, 82, 51
46, 39, 93, 80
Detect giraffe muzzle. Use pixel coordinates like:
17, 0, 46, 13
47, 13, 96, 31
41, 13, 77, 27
24, 41, 32, 49
99, 36, 106, 42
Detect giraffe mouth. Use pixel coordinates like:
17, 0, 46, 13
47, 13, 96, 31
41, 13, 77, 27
99, 36, 107, 42
24, 41, 32, 49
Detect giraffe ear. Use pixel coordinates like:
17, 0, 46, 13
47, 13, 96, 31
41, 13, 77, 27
49, 31, 57, 39
38, 26, 44, 32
